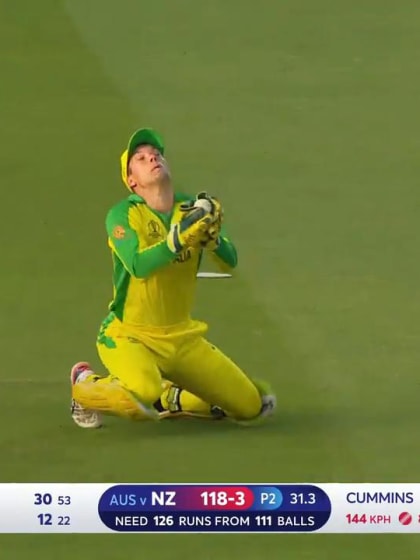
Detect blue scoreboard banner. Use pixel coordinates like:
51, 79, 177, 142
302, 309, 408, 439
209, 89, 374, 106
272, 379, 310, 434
0, 484, 419, 533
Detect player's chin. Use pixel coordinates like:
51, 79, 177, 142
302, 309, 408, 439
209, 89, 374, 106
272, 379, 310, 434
152, 168, 170, 182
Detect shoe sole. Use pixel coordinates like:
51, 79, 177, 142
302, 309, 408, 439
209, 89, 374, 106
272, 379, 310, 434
70, 363, 103, 428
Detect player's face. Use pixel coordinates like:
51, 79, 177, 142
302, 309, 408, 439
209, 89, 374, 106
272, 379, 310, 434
127, 145, 170, 189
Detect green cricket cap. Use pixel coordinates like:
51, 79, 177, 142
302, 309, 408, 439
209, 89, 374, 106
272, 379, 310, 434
127, 128, 165, 159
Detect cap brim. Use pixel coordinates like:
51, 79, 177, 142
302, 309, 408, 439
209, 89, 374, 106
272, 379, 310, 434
127, 128, 165, 161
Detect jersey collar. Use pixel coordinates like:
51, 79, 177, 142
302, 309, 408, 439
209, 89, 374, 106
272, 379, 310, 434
128, 193, 145, 203
128, 192, 189, 204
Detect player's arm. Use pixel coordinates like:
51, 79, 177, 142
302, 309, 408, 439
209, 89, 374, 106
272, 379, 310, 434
187, 192, 238, 270
211, 224, 238, 270
106, 206, 176, 279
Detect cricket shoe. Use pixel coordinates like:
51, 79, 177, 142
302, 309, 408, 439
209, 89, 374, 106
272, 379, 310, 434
260, 394, 277, 417
70, 362, 102, 429
254, 379, 277, 418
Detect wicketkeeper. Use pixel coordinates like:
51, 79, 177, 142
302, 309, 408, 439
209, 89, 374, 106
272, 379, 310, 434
70, 128, 276, 428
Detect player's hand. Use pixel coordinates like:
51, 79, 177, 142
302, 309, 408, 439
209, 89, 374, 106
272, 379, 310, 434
167, 206, 213, 253
195, 193, 223, 250
176, 192, 223, 252
199, 215, 222, 251
200, 232, 221, 251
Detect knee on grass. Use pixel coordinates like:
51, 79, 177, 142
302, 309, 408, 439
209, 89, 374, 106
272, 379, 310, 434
228, 390, 262, 421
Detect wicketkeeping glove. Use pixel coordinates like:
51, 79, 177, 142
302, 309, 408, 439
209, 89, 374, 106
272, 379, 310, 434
195, 192, 223, 250
167, 205, 213, 253
176, 192, 223, 252
195, 192, 223, 223
199, 215, 222, 251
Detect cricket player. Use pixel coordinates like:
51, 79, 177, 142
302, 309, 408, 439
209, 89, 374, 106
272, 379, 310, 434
70, 128, 276, 428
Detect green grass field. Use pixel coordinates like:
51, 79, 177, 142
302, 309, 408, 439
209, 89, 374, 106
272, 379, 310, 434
1, 0, 420, 556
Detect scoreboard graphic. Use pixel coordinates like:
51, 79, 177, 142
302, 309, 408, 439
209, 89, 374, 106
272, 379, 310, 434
0, 484, 419, 533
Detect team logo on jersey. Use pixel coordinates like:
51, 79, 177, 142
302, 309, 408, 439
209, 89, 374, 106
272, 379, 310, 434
148, 220, 162, 239
112, 225, 125, 239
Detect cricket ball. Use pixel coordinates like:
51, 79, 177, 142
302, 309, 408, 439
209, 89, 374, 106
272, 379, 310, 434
398, 512, 412, 525
194, 198, 212, 213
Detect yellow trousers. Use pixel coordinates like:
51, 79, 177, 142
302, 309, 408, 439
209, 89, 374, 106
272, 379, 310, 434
94, 315, 261, 420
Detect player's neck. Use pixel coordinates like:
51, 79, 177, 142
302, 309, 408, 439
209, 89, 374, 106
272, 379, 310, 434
134, 182, 174, 213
